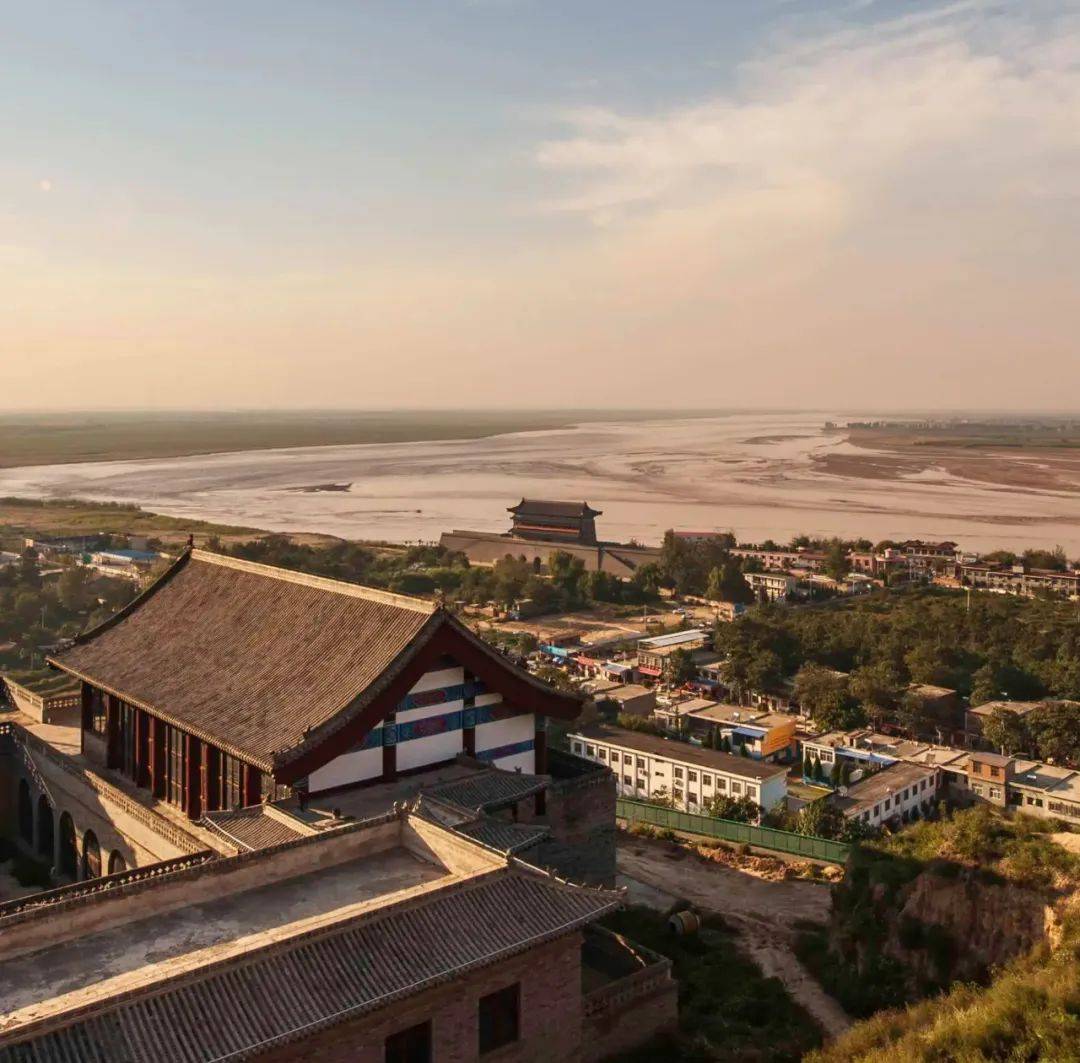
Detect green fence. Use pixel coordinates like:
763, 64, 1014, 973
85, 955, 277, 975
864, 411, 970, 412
616, 797, 850, 864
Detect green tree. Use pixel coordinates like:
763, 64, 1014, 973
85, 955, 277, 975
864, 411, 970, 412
803, 751, 813, 778
706, 560, 755, 605
667, 648, 698, 686
795, 799, 845, 840
812, 755, 824, 783
824, 538, 850, 581
794, 663, 862, 731
704, 794, 759, 822
1026, 703, 1080, 765
849, 661, 903, 725
57, 566, 91, 612
981, 706, 1031, 755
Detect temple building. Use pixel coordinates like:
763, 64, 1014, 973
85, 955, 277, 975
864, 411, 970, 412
507, 499, 601, 545
50, 550, 583, 818
441, 500, 661, 577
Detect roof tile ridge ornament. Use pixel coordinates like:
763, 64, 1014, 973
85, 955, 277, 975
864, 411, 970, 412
189, 549, 438, 615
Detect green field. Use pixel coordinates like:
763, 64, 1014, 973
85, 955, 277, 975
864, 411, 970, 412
0, 409, 721, 469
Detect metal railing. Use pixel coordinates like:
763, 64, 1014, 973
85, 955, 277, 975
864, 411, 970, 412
616, 797, 850, 864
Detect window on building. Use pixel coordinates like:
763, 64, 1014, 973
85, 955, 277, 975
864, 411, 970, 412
874, 804, 881, 817
861, 812, 870, 822
478, 983, 520, 1055
730, 781, 742, 795
989, 786, 1002, 800
921, 779, 927, 791
636, 757, 646, 768
596, 749, 606, 760
385, 1021, 432, 1063
702, 774, 712, 787
623, 775, 632, 786
747, 786, 757, 801
623, 754, 633, 765
716, 778, 727, 791
572, 742, 583, 754
673, 767, 684, 780
687, 770, 698, 783
884, 798, 891, 810
586, 745, 596, 757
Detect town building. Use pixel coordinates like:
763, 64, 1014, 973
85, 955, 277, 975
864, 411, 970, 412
731, 547, 826, 572
676, 703, 799, 763
568, 724, 788, 815
956, 560, 1080, 599
743, 570, 796, 602
966, 752, 1080, 825
831, 760, 942, 830
0, 805, 677, 1061
583, 681, 656, 717
634, 629, 713, 682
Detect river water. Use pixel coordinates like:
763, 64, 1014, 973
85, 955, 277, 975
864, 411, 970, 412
1, 413, 1078, 553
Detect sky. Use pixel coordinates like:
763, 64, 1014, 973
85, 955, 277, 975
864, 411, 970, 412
2, 0, 1078, 412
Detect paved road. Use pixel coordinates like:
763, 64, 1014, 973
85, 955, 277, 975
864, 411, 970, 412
617, 839, 853, 1038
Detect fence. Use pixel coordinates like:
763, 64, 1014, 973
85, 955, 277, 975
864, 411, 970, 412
616, 797, 850, 864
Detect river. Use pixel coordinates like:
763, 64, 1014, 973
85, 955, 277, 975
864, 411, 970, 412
1, 413, 1078, 553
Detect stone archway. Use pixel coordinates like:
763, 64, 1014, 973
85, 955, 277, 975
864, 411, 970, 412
58, 812, 77, 879
108, 850, 127, 875
36, 795, 54, 862
17, 779, 33, 846
81, 829, 102, 881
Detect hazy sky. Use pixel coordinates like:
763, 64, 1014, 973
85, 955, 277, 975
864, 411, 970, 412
3, 0, 1078, 411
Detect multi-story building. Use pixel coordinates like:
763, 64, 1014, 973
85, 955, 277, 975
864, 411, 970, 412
967, 752, 1080, 825
731, 547, 826, 572
957, 561, 1080, 599
832, 760, 942, 829
743, 571, 797, 602
635, 629, 712, 682
568, 724, 788, 815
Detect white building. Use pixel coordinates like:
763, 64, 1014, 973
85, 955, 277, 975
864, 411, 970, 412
743, 571, 797, 602
567, 723, 788, 816
832, 761, 941, 829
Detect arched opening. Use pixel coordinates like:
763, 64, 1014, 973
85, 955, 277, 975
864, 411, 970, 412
107, 850, 127, 875
81, 829, 101, 881
36, 795, 54, 861
58, 812, 77, 879
17, 779, 33, 846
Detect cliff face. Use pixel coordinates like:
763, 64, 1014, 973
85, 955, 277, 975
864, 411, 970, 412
881, 867, 1066, 983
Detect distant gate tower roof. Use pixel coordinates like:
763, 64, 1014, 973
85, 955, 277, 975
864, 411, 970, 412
507, 499, 601, 545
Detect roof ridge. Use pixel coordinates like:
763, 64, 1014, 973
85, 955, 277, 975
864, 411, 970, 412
190, 550, 438, 614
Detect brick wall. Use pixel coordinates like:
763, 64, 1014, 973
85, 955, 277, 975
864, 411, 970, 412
582, 977, 678, 1062
533, 769, 616, 887
258, 932, 585, 1063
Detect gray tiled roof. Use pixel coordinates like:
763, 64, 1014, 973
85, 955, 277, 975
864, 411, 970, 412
454, 819, 549, 854
424, 770, 547, 811
0, 870, 619, 1063
201, 807, 307, 852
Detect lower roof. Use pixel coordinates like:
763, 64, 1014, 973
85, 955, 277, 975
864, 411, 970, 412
0, 868, 618, 1063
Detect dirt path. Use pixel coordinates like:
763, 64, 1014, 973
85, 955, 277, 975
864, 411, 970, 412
617, 839, 852, 1038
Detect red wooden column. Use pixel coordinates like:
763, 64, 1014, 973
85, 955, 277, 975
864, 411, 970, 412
241, 763, 261, 807
149, 718, 166, 799
203, 746, 221, 813
105, 694, 122, 769
184, 735, 203, 819
134, 710, 151, 788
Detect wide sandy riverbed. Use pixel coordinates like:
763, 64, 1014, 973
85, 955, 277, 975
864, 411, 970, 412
1, 413, 1078, 553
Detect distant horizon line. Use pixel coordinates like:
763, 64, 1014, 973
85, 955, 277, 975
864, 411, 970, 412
2, 406, 1079, 418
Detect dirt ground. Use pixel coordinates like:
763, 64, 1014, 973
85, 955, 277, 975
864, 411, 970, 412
617, 837, 852, 1038
1052, 832, 1080, 855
